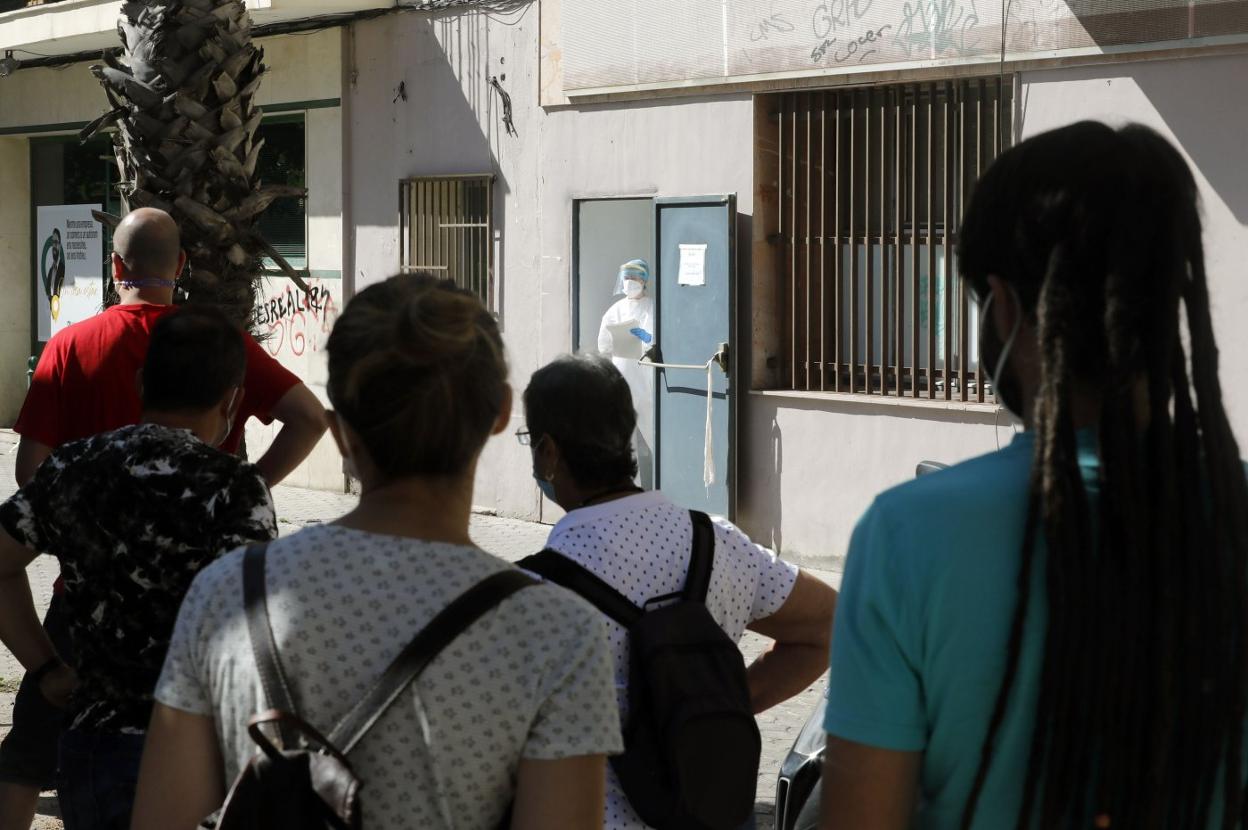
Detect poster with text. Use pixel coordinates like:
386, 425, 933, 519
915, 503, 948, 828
36, 204, 104, 342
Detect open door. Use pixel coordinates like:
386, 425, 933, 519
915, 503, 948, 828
652, 196, 737, 518
571, 198, 656, 492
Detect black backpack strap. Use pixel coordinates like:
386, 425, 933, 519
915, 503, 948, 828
684, 511, 716, 604
517, 550, 643, 629
243, 544, 300, 746
327, 569, 537, 755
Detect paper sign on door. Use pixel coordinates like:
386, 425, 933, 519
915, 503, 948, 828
678, 243, 707, 286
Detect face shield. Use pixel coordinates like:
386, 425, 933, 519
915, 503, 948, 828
614, 259, 651, 297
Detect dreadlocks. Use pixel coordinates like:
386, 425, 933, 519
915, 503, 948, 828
956, 121, 1248, 829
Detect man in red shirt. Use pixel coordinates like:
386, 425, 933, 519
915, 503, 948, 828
1, 207, 327, 827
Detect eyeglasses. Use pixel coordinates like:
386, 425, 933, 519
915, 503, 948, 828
515, 429, 533, 446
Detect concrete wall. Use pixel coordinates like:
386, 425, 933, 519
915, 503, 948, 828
741, 54, 1248, 561
256, 28, 342, 105
0, 138, 31, 425
347, 7, 1010, 557
232, 30, 347, 490
348, 8, 756, 521
1016, 55, 1248, 443
0, 63, 100, 132
0, 29, 341, 130
349, 11, 1248, 565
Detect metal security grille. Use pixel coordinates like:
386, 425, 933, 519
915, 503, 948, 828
399, 175, 494, 308
774, 78, 1012, 401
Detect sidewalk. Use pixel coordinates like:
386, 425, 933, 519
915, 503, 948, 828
0, 429, 840, 829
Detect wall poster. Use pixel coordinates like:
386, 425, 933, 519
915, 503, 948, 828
36, 204, 104, 341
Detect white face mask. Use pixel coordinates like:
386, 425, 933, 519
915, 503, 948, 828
335, 412, 362, 481
213, 389, 241, 447
979, 287, 1024, 420
624, 280, 645, 299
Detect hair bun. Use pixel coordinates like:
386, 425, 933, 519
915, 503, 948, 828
326, 272, 509, 479
393, 280, 488, 368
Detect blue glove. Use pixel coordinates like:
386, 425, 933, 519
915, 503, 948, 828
629, 327, 653, 344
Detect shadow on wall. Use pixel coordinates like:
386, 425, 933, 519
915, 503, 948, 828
738, 390, 1010, 562
764, 414, 783, 553
1018, 56, 1248, 227
1133, 59, 1248, 226
350, 9, 520, 285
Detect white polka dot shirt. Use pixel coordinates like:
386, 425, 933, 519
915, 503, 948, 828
541, 490, 800, 830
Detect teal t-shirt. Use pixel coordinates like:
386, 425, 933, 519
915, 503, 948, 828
825, 431, 1095, 829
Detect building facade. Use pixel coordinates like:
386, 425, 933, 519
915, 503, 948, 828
2, 0, 1246, 565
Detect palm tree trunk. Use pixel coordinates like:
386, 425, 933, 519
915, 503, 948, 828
83, 0, 309, 328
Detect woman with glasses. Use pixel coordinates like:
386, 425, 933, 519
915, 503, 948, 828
519, 353, 837, 830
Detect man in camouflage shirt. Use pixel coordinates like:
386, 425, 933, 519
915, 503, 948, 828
0, 306, 278, 830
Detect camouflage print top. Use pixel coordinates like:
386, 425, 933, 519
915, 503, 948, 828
0, 423, 277, 733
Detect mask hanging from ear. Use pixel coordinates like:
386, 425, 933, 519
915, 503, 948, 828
335, 412, 362, 481
534, 474, 557, 502
979, 287, 1025, 421
214, 389, 242, 447
529, 438, 558, 501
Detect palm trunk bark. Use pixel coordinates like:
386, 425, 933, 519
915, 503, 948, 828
83, 0, 309, 328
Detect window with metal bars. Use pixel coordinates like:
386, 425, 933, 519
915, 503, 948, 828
399, 175, 494, 308
771, 77, 1012, 402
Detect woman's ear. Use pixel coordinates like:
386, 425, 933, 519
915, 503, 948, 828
492, 384, 514, 436
326, 410, 349, 457
534, 434, 561, 478
986, 275, 1019, 341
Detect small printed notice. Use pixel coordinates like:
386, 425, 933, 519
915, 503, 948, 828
678, 243, 707, 286
35, 204, 104, 340
606, 319, 645, 360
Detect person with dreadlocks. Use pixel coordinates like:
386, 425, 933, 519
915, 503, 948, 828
818, 120, 1248, 830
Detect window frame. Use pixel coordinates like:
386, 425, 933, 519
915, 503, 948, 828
398, 174, 496, 311
761, 77, 1012, 403
254, 113, 308, 274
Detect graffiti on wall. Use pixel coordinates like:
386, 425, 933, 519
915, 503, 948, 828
253, 279, 340, 359
565, 0, 1244, 92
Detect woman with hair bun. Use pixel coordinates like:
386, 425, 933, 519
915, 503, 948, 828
132, 273, 623, 830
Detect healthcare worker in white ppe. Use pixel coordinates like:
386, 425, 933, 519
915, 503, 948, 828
597, 259, 655, 487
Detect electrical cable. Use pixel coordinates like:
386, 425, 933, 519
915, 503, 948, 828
488, 76, 517, 136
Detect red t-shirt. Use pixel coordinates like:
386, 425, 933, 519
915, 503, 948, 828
16, 303, 301, 455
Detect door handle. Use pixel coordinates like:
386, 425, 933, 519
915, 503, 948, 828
639, 342, 729, 374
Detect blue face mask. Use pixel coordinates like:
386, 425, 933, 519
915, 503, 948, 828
531, 438, 557, 501
535, 474, 557, 502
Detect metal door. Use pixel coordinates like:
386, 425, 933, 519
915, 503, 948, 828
653, 196, 736, 518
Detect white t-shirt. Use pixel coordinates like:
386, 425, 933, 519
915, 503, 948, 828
156, 524, 624, 829
540, 491, 801, 830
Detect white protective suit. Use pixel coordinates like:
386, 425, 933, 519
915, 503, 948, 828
597, 293, 655, 483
